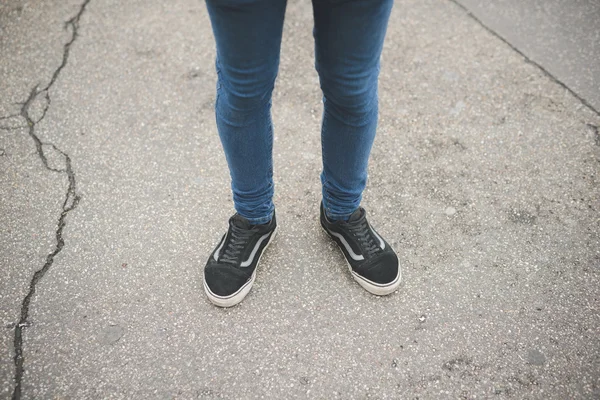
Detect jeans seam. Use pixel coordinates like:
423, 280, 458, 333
267, 106, 274, 181
321, 107, 334, 219
266, 113, 274, 218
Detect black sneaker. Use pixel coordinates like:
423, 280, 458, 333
320, 203, 401, 295
203, 212, 277, 307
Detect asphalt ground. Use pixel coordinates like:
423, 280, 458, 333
1, 0, 599, 398
455, 0, 600, 113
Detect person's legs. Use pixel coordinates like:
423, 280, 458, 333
206, 0, 287, 224
312, 0, 393, 221
203, 0, 286, 307
313, 0, 400, 296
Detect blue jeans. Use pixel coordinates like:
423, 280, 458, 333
205, 0, 393, 224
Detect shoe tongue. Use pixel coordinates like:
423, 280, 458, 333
231, 214, 254, 229
347, 208, 364, 223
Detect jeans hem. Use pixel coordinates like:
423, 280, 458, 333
240, 211, 274, 225
322, 197, 358, 221
325, 211, 355, 222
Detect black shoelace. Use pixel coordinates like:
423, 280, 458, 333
219, 224, 256, 264
347, 218, 380, 258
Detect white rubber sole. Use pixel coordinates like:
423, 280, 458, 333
203, 227, 277, 308
321, 225, 401, 296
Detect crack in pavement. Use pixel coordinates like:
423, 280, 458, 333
1, 102, 51, 131
10, 0, 90, 398
0, 125, 27, 131
0, 114, 21, 120
0, 114, 27, 131
0, 114, 22, 122
449, 0, 600, 118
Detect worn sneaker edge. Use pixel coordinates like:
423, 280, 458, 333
320, 224, 401, 295
319, 203, 401, 296
203, 225, 277, 308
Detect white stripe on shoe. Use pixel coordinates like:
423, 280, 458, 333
328, 230, 364, 261
369, 224, 386, 250
240, 232, 272, 267
213, 234, 226, 261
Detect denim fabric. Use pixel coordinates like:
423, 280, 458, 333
205, 0, 393, 223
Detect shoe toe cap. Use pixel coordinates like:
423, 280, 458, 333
358, 251, 399, 285
204, 263, 251, 297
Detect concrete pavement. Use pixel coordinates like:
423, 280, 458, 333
1, 0, 599, 398
454, 0, 600, 113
